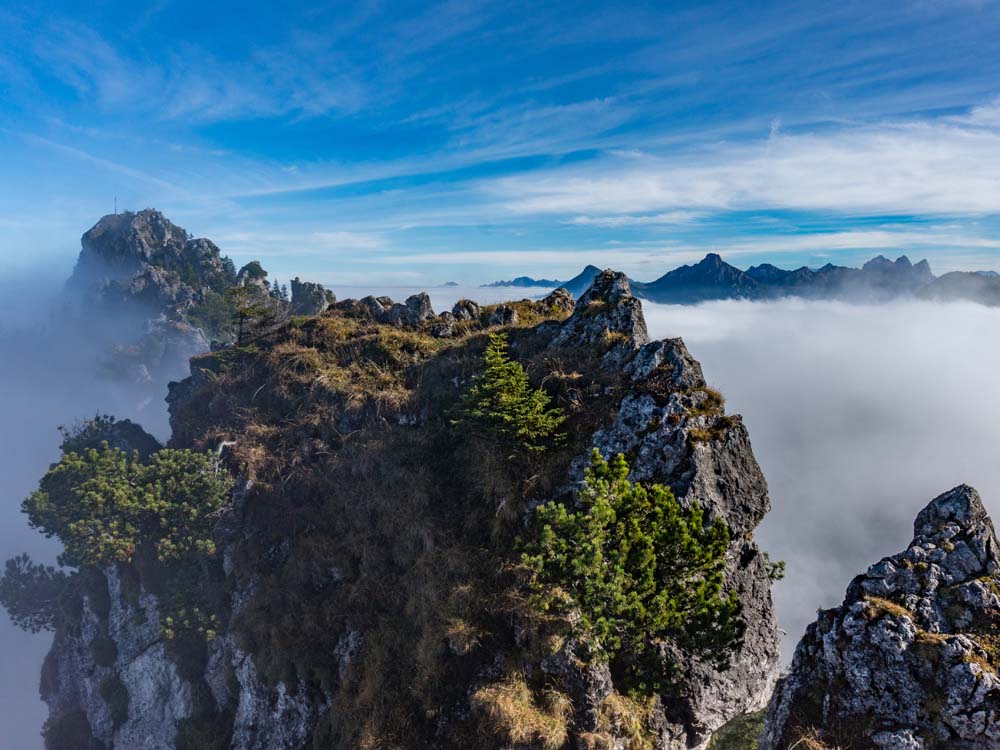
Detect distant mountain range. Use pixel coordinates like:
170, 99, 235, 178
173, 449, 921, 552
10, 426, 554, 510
482, 275, 562, 288
485, 254, 1000, 306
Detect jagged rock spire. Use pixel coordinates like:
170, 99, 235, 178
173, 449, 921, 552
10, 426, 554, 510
763, 484, 1000, 750
550, 269, 650, 365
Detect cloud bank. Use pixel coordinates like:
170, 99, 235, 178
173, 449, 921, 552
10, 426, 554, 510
643, 298, 1000, 661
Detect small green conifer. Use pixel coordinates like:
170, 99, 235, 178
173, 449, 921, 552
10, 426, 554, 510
460, 331, 565, 452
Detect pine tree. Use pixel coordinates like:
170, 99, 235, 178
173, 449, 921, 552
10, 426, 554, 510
460, 332, 564, 452
228, 285, 270, 344
520, 450, 744, 693
22, 442, 232, 567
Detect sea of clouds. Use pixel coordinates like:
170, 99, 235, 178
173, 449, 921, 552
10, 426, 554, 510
642, 298, 1000, 660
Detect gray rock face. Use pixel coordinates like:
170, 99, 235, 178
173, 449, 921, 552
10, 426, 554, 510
338, 293, 437, 327
64, 209, 237, 390
69, 209, 235, 315
42, 566, 193, 750
551, 269, 649, 368
386, 293, 436, 326
545, 271, 779, 750
431, 311, 457, 338
43, 570, 332, 750
539, 287, 575, 315
104, 316, 210, 386
488, 303, 518, 326
290, 277, 335, 316
230, 645, 329, 750
762, 485, 1000, 750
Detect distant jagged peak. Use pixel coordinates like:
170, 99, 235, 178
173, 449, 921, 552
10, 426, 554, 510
481, 274, 562, 288
861, 253, 933, 275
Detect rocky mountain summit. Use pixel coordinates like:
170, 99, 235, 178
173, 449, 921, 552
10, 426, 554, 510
68, 209, 236, 314
634, 253, 762, 303
60, 209, 335, 388
762, 485, 1000, 750
28, 271, 780, 750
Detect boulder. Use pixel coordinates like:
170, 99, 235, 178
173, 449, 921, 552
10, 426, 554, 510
539, 287, 575, 315
431, 311, 456, 338
488, 304, 517, 326
290, 277, 336, 316
551, 269, 650, 367
451, 299, 481, 321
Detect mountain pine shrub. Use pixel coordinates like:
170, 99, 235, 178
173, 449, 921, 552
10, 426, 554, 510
0, 554, 70, 633
459, 331, 565, 452
23, 443, 231, 567
520, 449, 744, 694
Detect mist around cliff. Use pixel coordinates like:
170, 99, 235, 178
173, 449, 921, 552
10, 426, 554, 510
3, 277, 1000, 745
642, 298, 1000, 661
0, 272, 174, 750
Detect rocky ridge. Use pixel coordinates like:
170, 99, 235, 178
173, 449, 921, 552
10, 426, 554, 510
762, 485, 1000, 750
37, 270, 780, 750
63, 209, 233, 387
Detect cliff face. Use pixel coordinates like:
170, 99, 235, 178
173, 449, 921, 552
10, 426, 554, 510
60, 209, 235, 388
762, 485, 1000, 750
38, 272, 779, 750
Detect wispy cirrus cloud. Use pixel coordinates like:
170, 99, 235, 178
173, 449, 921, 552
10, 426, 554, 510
491, 102, 1000, 217
210, 229, 386, 257
5, 18, 366, 123
567, 211, 704, 227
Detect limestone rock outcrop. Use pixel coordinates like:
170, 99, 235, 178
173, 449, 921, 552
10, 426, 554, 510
550, 271, 779, 749
68, 209, 236, 317
762, 485, 1000, 750
290, 277, 335, 316
63, 209, 238, 387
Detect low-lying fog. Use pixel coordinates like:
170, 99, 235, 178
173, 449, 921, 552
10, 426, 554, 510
2, 284, 999, 745
642, 298, 1000, 661
0, 275, 174, 749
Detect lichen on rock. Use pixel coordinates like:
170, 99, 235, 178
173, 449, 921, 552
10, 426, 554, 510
762, 484, 1000, 750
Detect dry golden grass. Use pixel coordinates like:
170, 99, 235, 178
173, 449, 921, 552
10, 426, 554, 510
471, 673, 572, 750
789, 730, 839, 750
576, 693, 655, 750
862, 596, 912, 621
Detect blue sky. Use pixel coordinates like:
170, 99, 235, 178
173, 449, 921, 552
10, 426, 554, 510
3, 0, 1000, 285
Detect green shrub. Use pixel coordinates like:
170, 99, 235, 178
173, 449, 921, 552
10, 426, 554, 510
707, 710, 764, 750
459, 332, 565, 453
23, 444, 232, 568
0, 554, 71, 633
763, 552, 785, 582
520, 450, 743, 693
187, 290, 237, 340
